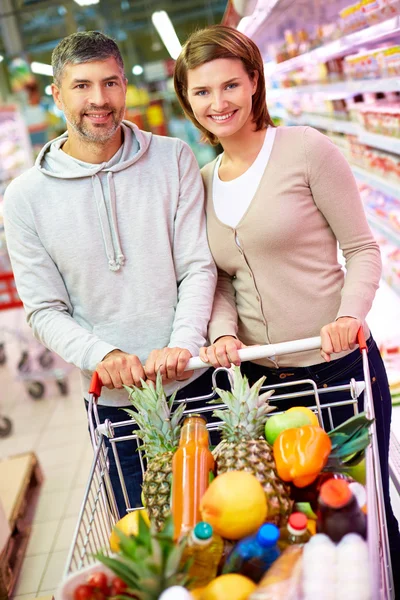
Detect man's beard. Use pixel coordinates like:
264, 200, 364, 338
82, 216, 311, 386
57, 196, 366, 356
63, 104, 125, 143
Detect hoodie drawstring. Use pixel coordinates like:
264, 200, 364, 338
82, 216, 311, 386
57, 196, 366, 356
92, 174, 125, 271
107, 172, 125, 269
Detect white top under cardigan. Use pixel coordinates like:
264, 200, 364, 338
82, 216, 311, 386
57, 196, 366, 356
213, 126, 277, 229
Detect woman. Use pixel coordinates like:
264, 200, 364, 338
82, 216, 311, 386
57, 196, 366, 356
174, 24, 399, 581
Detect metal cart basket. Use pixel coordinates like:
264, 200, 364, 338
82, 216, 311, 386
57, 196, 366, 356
64, 333, 394, 599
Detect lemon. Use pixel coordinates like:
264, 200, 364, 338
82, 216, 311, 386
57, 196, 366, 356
286, 406, 319, 427
200, 471, 267, 540
200, 574, 256, 600
109, 508, 150, 552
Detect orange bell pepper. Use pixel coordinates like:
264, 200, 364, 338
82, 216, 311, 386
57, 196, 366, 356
273, 425, 332, 488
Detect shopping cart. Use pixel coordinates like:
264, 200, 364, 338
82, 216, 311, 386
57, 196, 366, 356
64, 333, 394, 599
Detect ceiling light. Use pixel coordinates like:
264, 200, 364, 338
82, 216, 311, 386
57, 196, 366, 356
45, 85, 53, 95
151, 11, 182, 60
132, 64, 143, 75
31, 62, 53, 76
73, 0, 100, 5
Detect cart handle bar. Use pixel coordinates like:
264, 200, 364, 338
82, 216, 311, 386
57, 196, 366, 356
89, 329, 367, 398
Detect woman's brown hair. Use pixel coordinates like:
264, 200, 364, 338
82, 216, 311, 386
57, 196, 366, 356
174, 24, 274, 145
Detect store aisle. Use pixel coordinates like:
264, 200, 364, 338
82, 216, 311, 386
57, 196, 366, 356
0, 361, 93, 598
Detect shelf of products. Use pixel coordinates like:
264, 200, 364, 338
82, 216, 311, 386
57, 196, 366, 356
358, 130, 400, 154
271, 110, 359, 134
359, 184, 400, 296
271, 15, 400, 74
352, 166, 400, 201
268, 77, 400, 100
367, 209, 400, 247
0, 106, 33, 212
272, 109, 400, 155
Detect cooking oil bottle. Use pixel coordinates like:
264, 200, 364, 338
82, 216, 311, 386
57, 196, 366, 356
182, 521, 224, 589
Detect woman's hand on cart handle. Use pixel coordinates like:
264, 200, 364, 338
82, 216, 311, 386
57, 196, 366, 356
320, 317, 363, 362
95, 349, 145, 389
199, 336, 246, 368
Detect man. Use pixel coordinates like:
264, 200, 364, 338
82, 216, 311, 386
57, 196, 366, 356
3, 31, 217, 514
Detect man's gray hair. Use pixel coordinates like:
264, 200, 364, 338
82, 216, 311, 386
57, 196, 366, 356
52, 31, 125, 85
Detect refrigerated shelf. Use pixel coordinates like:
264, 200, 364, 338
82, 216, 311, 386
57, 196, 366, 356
268, 77, 400, 100
358, 132, 400, 156
352, 166, 400, 201
270, 110, 360, 134
366, 211, 400, 248
271, 110, 400, 156
270, 15, 400, 74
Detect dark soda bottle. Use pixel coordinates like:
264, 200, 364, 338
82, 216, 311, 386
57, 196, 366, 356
316, 478, 367, 543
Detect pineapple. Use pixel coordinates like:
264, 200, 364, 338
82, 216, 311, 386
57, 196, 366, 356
124, 373, 186, 531
211, 366, 292, 526
97, 513, 192, 599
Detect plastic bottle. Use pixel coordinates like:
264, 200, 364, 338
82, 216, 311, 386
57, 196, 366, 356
181, 521, 224, 589
172, 414, 214, 540
302, 534, 337, 600
335, 534, 371, 600
223, 523, 281, 583
278, 512, 311, 550
316, 478, 367, 543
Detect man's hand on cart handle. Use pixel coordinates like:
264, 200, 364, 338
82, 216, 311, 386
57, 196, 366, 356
96, 349, 145, 389
144, 347, 194, 384
199, 335, 246, 368
320, 317, 363, 362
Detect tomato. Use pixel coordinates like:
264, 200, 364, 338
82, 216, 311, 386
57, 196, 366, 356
110, 577, 128, 596
87, 572, 109, 594
74, 585, 96, 600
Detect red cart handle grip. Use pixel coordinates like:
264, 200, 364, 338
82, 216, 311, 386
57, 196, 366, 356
89, 371, 102, 397
357, 327, 367, 352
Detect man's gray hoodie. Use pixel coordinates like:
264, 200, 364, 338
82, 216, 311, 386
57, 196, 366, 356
3, 121, 217, 405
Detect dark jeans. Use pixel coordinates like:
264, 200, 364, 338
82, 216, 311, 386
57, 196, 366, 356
241, 334, 400, 583
84, 368, 217, 518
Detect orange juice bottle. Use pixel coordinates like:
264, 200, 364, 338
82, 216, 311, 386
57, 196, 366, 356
172, 414, 215, 540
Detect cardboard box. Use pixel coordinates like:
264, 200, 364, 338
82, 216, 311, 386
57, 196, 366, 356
0, 452, 43, 600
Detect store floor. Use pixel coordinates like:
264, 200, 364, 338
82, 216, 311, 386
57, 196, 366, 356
0, 362, 92, 598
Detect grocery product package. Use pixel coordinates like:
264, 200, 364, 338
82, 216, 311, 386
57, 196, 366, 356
248, 546, 303, 600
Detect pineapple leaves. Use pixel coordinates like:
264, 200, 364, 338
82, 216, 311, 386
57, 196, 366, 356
96, 515, 192, 600
122, 372, 186, 459
209, 366, 275, 440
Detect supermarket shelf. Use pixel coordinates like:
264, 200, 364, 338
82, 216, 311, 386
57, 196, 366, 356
271, 16, 400, 74
383, 273, 400, 298
239, 0, 292, 39
267, 77, 400, 100
358, 131, 400, 155
271, 110, 359, 135
351, 165, 400, 201
367, 211, 400, 248
272, 110, 400, 155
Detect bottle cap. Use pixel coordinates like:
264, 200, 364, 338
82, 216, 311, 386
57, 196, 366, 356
288, 512, 308, 532
193, 522, 213, 541
348, 482, 367, 509
256, 523, 279, 547
320, 479, 352, 508
185, 413, 207, 423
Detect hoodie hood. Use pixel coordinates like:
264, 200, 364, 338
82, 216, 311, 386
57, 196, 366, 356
37, 120, 151, 177
36, 121, 152, 271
